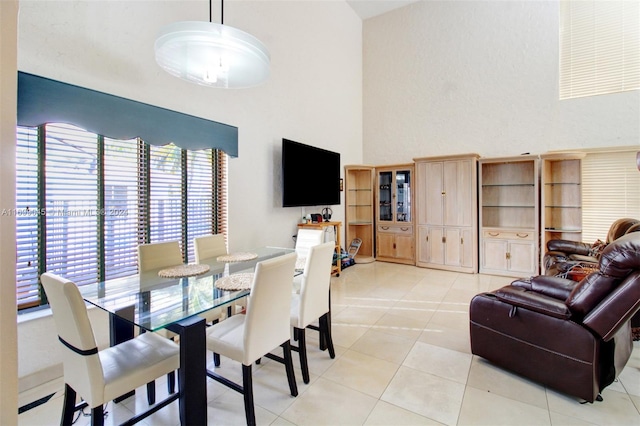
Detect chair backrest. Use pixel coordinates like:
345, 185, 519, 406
297, 241, 335, 327
567, 233, 640, 339
194, 234, 227, 263
40, 273, 105, 407
606, 218, 640, 243
137, 241, 183, 272
242, 252, 297, 365
295, 229, 324, 259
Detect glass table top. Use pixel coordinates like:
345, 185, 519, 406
80, 246, 297, 331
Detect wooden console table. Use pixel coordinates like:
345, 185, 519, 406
297, 221, 342, 276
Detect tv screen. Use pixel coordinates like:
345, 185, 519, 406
282, 139, 341, 207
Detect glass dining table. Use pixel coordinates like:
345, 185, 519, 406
79, 246, 297, 426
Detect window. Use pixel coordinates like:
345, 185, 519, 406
15, 123, 227, 310
582, 148, 640, 242
560, 0, 640, 99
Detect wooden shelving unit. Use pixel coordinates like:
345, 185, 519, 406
540, 152, 585, 272
344, 165, 375, 263
297, 221, 342, 276
479, 155, 540, 277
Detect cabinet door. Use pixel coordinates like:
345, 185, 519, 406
427, 227, 445, 264
396, 169, 412, 223
444, 160, 474, 227
444, 228, 461, 266
508, 241, 536, 274
482, 239, 508, 271
417, 226, 430, 264
378, 171, 393, 222
377, 232, 396, 258
461, 228, 474, 269
395, 234, 415, 261
424, 162, 444, 226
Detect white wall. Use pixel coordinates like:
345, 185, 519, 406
363, 0, 640, 164
0, 0, 19, 420
15, 0, 362, 388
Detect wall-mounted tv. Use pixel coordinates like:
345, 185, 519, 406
282, 138, 341, 207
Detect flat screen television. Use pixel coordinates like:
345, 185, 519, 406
282, 139, 341, 207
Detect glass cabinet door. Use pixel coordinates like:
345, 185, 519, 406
378, 171, 393, 222
396, 170, 411, 222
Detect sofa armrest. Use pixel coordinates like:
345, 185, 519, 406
495, 287, 572, 319
511, 275, 577, 301
546, 239, 591, 256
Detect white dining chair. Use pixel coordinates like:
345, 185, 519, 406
205, 252, 299, 426
40, 272, 180, 426
293, 228, 324, 293
290, 241, 336, 383
137, 240, 184, 272
194, 233, 227, 264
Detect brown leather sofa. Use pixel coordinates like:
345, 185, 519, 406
543, 218, 640, 277
469, 232, 640, 403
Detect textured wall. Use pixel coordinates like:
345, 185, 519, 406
363, 0, 640, 164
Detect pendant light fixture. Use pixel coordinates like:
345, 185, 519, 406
154, 0, 270, 88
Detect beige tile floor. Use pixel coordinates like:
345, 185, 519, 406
18, 261, 640, 425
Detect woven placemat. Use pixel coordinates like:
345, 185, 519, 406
215, 273, 254, 290
216, 252, 258, 263
158, 264, 210, 278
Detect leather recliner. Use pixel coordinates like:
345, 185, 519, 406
544, 218, 640, 277
469, 232, 640, 403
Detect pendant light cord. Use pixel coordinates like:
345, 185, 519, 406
209, 0, 224, 24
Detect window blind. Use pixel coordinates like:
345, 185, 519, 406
44, 124, 99, 286
103, 137, 140, 280
15, 123, 226, 310
186, 149, 215, 261
581, 149, 640, 242
149, 144, 184, 254
559, 0, 640, 99
15, 127, 40, 308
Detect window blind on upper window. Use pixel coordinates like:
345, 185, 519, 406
559, 0, 640, 99
581, 149, 640, 243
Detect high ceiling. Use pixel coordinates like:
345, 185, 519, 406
346, 0, 419, 20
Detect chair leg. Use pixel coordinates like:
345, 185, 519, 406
242, 364, 256, 426
146, 380, 156, 404
167, 371, 176, 394
213, 352, 221, 367
90, 406, 104, 426
61, 384, 76, 426
296, 327, 310, 384
319, 313, 335, 359
282, 341, 299, 396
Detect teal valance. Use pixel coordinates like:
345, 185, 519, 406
17, 72, 238, 157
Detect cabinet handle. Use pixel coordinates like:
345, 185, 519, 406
441, 191, 446, 196
517, 233, 529, 238
393, 243, 396, 249
461, 237, 464, 244
426, 235, 429, 242
442, 236, 446, 243
401, 227, 409, 231
506, 252, 511, 259
382, 226, 389, 230
489, 232, 499, 237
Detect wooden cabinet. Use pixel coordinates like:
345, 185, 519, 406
297, 221, 342, 276
479, 155, 539, 277
540, 153, 585, 273
344, 165, 375, 263
414, 154, 479, 273
375, 164, 415, 264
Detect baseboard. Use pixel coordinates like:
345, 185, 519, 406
19, 363, 63, 393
